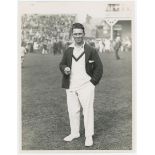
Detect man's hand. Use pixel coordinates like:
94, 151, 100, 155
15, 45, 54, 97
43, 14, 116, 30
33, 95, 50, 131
64, 67, 71, 75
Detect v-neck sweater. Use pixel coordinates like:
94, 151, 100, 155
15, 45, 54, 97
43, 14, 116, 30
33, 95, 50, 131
69, 44, 91, 90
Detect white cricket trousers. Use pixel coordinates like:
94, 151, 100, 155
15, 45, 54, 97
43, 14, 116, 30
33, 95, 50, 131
66, 82, 95, 137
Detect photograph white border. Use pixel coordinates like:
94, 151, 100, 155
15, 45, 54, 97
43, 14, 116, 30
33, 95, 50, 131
2, 0, 155, 155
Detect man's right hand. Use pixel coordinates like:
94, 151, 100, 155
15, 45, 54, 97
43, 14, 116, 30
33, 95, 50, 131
64, 67, 71, 75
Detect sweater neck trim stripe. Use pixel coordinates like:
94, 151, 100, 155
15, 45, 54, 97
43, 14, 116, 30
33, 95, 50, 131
72, 52, 85, 61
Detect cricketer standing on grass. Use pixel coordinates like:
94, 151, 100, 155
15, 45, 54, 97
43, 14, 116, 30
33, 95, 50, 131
59, 23, 103, 147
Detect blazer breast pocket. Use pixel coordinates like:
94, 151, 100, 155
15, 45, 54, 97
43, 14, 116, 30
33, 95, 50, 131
88, 60, 95, 63
87, 60, 95, 72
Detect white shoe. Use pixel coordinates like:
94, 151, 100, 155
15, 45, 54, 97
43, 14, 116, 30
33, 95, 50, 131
64, 134, 80, 142
85, 137, 93, 146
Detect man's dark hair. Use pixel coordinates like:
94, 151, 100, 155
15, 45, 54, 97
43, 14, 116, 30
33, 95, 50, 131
72, 23, 85, 34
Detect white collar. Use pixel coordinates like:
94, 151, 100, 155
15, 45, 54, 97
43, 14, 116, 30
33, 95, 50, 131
69, 41, 85, 48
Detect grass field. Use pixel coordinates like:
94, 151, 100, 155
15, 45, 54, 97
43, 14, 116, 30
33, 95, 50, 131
22, 51, 132, 150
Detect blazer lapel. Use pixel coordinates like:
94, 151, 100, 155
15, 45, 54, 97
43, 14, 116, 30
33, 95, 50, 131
67, 47, 73, 68
84, 43, 91, 63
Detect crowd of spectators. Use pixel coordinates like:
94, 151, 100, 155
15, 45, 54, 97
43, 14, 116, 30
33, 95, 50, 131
21, 14, 76, 54
21, 14, 132, 56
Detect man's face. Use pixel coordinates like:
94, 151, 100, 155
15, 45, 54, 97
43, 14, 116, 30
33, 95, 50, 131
72, 28, 85, 45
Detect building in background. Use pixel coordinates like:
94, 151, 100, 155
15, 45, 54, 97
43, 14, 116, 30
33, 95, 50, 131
80, 2, 132, 41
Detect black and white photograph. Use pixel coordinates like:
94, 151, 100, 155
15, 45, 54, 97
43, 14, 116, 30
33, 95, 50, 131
19, 1, 134, 151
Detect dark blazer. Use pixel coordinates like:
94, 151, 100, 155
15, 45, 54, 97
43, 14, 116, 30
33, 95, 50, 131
59, 43, 103, 89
